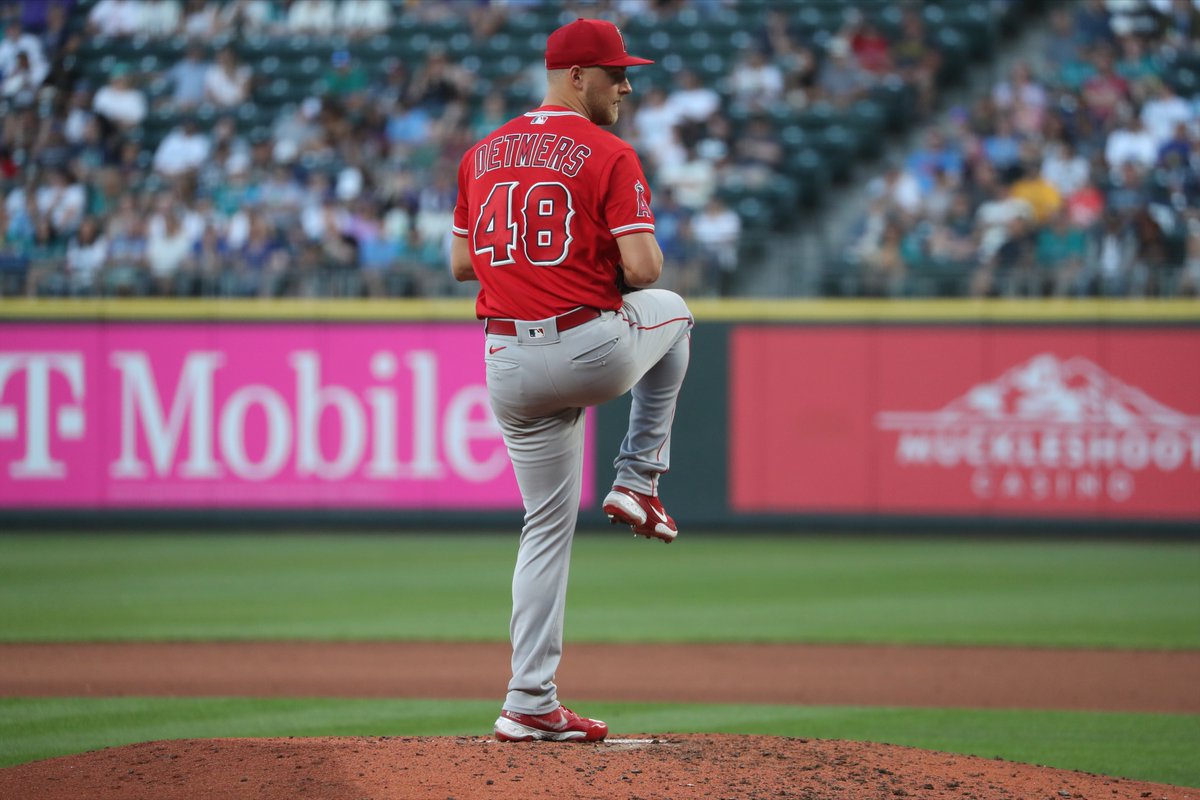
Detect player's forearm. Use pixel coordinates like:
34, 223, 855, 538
452, 261, 478, 282
617, 232, 663, 287
450, 235, 477, 281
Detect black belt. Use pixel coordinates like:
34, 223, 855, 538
485, 307, 601, 336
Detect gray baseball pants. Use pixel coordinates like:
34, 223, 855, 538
483, 289, 693, 715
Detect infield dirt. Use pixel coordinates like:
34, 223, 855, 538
1, 641, 1198, 799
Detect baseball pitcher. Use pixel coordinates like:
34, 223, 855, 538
450, 18, 693, 742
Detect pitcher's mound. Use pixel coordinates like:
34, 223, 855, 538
2, 734, 1196, 800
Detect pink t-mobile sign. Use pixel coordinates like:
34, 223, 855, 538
0, 323, 594, 509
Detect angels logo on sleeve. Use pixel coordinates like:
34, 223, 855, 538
634, 180, 652, 218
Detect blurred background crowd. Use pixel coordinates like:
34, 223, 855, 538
0, 0, 1197, 299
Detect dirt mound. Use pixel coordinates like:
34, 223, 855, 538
2, 734, 1196, 800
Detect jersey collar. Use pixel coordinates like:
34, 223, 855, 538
525, 105, 588, 121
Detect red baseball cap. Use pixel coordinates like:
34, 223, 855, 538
545, 18, 654, 70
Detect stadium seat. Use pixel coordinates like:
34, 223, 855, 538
940, 2, 995, 60
933, 27, 970, 86
784, 148, 832, 209
811, 125, 859, 182
846, 100, 887, 158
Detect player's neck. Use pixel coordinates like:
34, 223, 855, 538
540, 90, 589, 120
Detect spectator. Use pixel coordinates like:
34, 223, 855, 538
103, 196, 150, 295
1036, 208, 1088, 294
988, 63, 1046, 115
692, 195, 742, 296
146, 205, 193, 294
153, 118, 211, 177
1158, 0, 1200, 46
1041, 138, 1092, 197
92, 64, 146, 132
258, 163, 304, 227
860, 217, 912, 297
658, 140, 718, 212
906, 129, 965, 196
1010, 159, 1063, 225
164, 42, 209, 111
137, 0, 182, 38
1140, 79, 1193, 149
651, 187, 700, 295
1113, 34, 1158, 88
272, 96, 323, 159
890, 7, 941, 118
1081, 46, 1130, 127
1043, 6, 1091, 86
64, 215, 109, 295
985, 214, 1041, 296
632, 87, 682, 168
230, 208, 287, 296
1129, 204, 1176, 295
1084, 209, 1139, 295
1179, 215, 1200, 296
4, 180, 36, 240
922, 166, 960, 223
371, 57, 410, 113
22, 216, 68, 295
337, 0, 390, 38
180, 0, 220, 40
286, 0, 337, 36
992, 63, 1047, 136
868, 162, 923, 218
1, 50, 41, 107
1072, 0, 1116, 49
469, 94, 508, 141
203, 47, 252, 110
758, 7, 802, 60
974, 179, 1035, 265
848, 15, 892, 75
87, 0, 145, 38
1105, 111, 1159, 176
727, 48, 784, 112
1155, 124, 1199, 204
816, 36, 873, 108
37, 4, 74, 74
927, 191, 978, 265
61, 84, 96, 146
35, 166, 86, 237
0, 20, 48, 90
322, 49, 369, 106
407, 47, 468, 112
185, 223, 231, 294
730, 115, 783, 188
665, 69, 721, 140
224, 0, 287, 36
1106, 160, 1151, 215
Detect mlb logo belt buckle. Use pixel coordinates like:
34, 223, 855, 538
485, 307, 602, 343
516, 317, 559, 344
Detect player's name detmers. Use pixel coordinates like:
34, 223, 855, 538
473, 133, 592, 179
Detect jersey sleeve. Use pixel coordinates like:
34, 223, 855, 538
452, 154, 470, 238
603, 149, 655, 239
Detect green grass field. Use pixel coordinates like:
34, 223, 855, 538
1, 532, 1198, 785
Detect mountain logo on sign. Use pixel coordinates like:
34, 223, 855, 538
875, 354, 1200, 503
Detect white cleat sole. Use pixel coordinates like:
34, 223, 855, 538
602, 492, 677, 543
494, 715, 590, 742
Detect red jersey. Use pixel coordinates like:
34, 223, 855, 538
452, 105, 656, 320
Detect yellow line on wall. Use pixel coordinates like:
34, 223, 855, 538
0, 298, 1197, 322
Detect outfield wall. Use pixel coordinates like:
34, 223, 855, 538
2, 299, 1198, 530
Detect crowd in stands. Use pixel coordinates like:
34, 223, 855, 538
0, 0, 1196, 299
842, 0, 1200, 297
